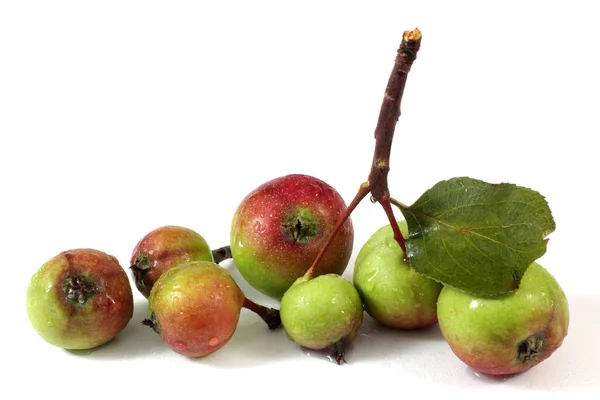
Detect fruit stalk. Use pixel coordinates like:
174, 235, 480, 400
304, 184, 370, 279
305, 28, 422, 278
212, 245, 232, 264
368, 28, 421, 257
242, 298, 282, 330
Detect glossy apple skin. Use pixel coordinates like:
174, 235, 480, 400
354, 220, 443, 329
26, 249, 134, 350
280, 274, 363, 350
147, 261, 245, 357
437, 262, 569, 376
230, 174, 354, 299
130, 225, 214, 298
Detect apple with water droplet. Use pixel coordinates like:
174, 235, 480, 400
143, 260, 281, 357
230, 174, 354, 299
437, 262, 569, 376
280, 273, 364, 363
130, 225, 214, 298
353, 220, 443, 329
26, 248, 134, 350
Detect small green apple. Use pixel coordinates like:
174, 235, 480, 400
280, 274, 363, 363
437, 262, 569, 376
353, 220, 443, 329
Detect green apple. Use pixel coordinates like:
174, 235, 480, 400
437, 262, 569, 376
353, 220, 443, 329
280, 274, 363, 364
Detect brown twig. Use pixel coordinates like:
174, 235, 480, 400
368, 28, 421, 255
304, 28, 422, 279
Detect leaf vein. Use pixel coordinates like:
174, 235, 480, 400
442, 236, 475, 281
434, 200, 539, 220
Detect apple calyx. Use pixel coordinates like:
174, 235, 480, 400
329, 339, 348, 365
518, 334, 544, 364
130, 253, 151, 281
142, 313, 161, 335
283, 210, 319, 244
63, 273, 97, 304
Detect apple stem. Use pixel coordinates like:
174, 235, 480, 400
379, 199, 407, 257
242, 298, 282, 330
305, 29, 422, 277
304, 183, 371, 280
212, 245, 232, 264
367, 28, 421, 256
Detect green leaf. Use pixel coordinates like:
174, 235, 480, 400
398, 177, 555, 297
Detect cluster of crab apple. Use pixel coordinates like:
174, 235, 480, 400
26, 172, 568, 376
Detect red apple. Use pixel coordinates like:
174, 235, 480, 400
230, 174, 354, 299
130, 225, 214, 298
143, 261, 245, 357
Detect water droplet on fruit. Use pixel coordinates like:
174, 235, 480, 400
174, 341, 187, 351
367, 270, 379, 282
469, 300, 479, 309
238, 241, 244, 248
208, 337, 220, 346
172, 296, 180, 307
105, 295, 116, 306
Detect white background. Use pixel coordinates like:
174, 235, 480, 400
2, 1, 598, 399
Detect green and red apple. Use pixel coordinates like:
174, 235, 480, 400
26, 248, 134, 350
230, 174, 354, 299
437, 262, 569, 376
143, 260, 245, 357
130, 225, 214, 298
353, 220, 443, 329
